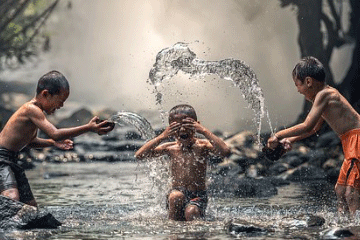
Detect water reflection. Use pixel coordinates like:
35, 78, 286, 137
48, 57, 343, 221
3, 162, 343, 239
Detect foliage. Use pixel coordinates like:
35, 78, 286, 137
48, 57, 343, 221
0, 0, 59, 69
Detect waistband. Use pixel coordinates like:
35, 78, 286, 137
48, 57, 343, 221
0, 147, 19, 159
340, 129, 360, 142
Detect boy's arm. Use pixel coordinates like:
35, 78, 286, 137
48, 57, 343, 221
286, 118, 324, 143
135, 122, 180, 160
28, 104, 112, 141
183, 118, 231, 157
28, 137, 73, 150
268, 90, 330, 149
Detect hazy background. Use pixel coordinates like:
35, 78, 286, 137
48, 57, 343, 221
0, 0, 353, 134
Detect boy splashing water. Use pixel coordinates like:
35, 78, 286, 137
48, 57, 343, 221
0, 70, 114, 207
267, 57, 360, 217
135, 104, 230, 221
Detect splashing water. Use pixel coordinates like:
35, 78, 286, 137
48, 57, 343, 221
148, 42, 273, 143
109, 112, 170, 206
109, 111, 156, 140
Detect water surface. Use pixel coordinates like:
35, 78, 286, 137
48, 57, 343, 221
4, 161, 355, 240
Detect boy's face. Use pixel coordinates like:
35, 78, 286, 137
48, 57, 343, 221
294, 78, 311, 101
44, 89, 69, 115
170, 113, 196, 141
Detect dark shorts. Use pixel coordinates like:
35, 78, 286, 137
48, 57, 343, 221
0, 148, 34, 203
166, 187, 208, 218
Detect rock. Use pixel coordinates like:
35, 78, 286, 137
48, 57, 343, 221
208, 175, 278, 198
323, 228, 355, 239
0, 196, 61, 230
315, 131, 341, 149
268, 162, 290, 175
306, 149, 329, 168
57, 108, 94, 128
226, 220, 267, 237
282, 163, 327, 181
303, 214, 325, 227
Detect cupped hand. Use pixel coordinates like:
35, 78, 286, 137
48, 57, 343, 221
181, 117, 203, 133
162, 121, 180, 138
55, 139, 73, 150
280, 138, 292, 151
267, 135, 279, 150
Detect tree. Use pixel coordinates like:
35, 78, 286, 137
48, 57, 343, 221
280, 0, 360, 122
0, 0, 59, 69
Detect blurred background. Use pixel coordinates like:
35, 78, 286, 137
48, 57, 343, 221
0, 0, 358, 134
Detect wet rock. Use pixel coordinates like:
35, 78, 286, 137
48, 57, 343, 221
268, 162, 290, 175
303, 214, 325, 227
0, 196, 61, 230
316, 131, 341, 149
208, 175, 278, 198
57, 108, 94, 128
226, 220, 267, 237
281, 163, 326, 181
323, 228, 355, 239
306, 149, 329, 168
43, 172, 70, 179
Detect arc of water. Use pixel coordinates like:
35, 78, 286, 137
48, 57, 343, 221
148, 42, 273, 144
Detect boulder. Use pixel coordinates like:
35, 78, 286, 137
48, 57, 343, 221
0, 196, 61, 230
226, 220, 268, 237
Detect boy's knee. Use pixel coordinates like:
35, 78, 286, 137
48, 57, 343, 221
168, 190, 185, 204
335, 184, 345, 196
1, 188, 20, 201
185, 205, 201, 221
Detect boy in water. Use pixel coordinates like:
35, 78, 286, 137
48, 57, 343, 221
267, 56, 360, 217
135, 104, 230, 221
0, 70, 114, 207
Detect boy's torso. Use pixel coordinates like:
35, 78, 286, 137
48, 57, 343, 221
317, 87, 360, 136
166, 139, 209, 192
0, 102, 38, 151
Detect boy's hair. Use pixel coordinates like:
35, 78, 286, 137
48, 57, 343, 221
36, 70, 69, 95
292, 56, 325, 83
169, 104, 197, 123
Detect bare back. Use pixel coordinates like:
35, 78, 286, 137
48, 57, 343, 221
0, 102, 39, 151
320, 87, 360, 135
165, 139, 211, 192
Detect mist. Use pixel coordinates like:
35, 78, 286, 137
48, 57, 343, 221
0, 0, 353, 133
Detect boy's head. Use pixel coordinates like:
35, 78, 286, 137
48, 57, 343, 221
169, 104, 197, 140
169, 104, 197, 123
292, 56, 325, 83
36, 70, 70, 115
36, 70, 70, 96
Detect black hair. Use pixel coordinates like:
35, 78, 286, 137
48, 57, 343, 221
168, 104, 197, 123
36, 70, 69, 95
292, 56, 325, 83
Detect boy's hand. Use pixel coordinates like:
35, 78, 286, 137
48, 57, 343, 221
54, 139, 73, 150
89, 116, 115, 135
280, 138, 292, 151
162, 121, 180, 138
182, 117, 204, 133
267, 134, 280, 150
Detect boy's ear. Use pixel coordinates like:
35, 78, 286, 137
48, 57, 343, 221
305, 77, 313, 87
39, 89, 50, 97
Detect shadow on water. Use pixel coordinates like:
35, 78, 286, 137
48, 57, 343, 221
2, 161, 353, 240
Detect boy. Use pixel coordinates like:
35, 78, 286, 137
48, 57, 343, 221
267, 56, 360, 217
135, 104, 230, 221
0, 70, 114, 207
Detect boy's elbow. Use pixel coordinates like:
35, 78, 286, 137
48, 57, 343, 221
134, 151, 144, 160
223, 147, 231, 158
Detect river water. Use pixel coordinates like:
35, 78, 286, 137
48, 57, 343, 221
4, 161, 359, 240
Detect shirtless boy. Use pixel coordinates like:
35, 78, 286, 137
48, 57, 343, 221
135, 104, 230, 221
267, 56, 360, 217
0, 70, 114, 207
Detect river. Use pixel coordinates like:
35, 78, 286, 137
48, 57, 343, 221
3, 161, 357, 239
